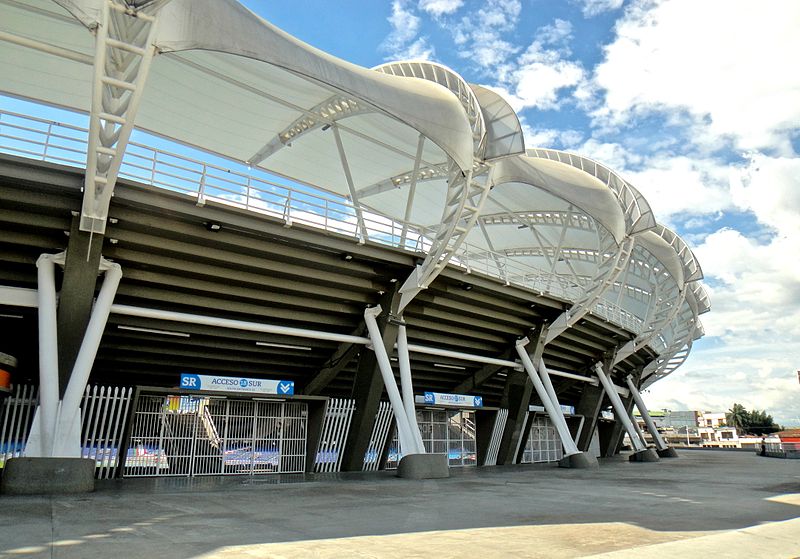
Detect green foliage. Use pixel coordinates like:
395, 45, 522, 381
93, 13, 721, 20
725, 403, 779, 435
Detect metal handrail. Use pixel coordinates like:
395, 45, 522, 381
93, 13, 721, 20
0, 108, 643, 334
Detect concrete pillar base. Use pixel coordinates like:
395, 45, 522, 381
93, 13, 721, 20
657, 447, 679, 458
558, 451, 599, 469
397, 453, 450, 479
629, 449, 660, 463
1, 457, 95, 495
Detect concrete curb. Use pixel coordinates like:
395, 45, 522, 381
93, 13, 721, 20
1, 457, 95, 495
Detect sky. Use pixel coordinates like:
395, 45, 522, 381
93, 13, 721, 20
246, 0, 800, 427
2, 1, 798, 426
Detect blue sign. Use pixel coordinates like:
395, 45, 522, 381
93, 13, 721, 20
423, 391, 484, 408
179, 374, 294, 396
277, 381, 294, 395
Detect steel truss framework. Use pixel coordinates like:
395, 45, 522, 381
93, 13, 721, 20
0, 0, 709, 463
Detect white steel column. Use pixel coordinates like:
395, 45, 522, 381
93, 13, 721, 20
81, 0, 165, 234
630, 407, 649, 449
626, 375, 668, 451
332, 124, 368, 243
25, 255, 122, 458
53, 260, 122, 456
515, 339, 579, 456
30, 253, 65, 456
396, 322, 425, 452
593, 363, 646, 452
363, 306, 419, 456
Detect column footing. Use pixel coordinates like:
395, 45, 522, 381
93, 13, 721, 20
397, 453, 450, 479
657, 447, 679, 458
1, 457, 95, 495
629, 449, 660, 462
558, 451, 599, 469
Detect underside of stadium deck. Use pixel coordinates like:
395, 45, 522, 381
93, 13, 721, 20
0, 0, 708, 490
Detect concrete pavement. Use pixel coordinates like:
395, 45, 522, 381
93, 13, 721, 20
1, 450, 798, 558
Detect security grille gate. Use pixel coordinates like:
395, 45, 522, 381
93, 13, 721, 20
124, 395, 307, 477
387, 408, 478, 468
520, 414, 564, 464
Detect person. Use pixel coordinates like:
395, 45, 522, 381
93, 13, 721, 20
760, 437, 766, 457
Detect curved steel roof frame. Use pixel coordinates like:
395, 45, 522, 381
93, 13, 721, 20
0, 0, 711, 384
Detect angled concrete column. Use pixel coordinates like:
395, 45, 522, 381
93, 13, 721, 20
57, 216, 104, 397
574, 383, 606, 452
603, 393, 634, 457
496, 369, 533, 465
340, 288, 401, 472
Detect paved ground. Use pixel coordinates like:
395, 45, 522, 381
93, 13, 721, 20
1, 450, 799, 558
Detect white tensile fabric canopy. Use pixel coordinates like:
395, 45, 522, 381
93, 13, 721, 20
0, 0, 709, 379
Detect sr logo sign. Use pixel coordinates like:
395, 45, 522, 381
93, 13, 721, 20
180, 374, 201, 389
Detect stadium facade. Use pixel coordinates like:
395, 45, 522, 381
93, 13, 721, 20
0, 0, 709, 490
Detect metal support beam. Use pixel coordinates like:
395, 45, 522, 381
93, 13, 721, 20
397, 161, 489, 313
626, 374, 668, 451
593, 362, 646, 453
303, 326, 365, 395
26, 254, 122, 457
340, 289, 401, 471
451, 348, 513, 394
331, 124, 368, 243
396, 322, 425, 452
31, 252, 65, 457
81, 0, 165, 233
516, 338, 580, 456
53, 259, 122, 456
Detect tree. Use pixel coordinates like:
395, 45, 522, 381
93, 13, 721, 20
726, 403, 748, 434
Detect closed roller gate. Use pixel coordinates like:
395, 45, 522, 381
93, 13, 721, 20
124, 394, 307, 477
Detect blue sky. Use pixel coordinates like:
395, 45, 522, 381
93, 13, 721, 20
3, 1, 798, 425
245, 0, 800, 426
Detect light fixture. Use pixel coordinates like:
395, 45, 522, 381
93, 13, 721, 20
256, 341, 312, 351
341, 253, 353, 261
433, 363, 466, 370
0, 313, 24, 319
118, 325, 190, 337
205, 221, 222, 232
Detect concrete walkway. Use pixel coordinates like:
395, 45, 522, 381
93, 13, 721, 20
1, 450, 798, 558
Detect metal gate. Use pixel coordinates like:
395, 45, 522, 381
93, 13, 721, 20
520, 414, 564, 464
387, 408, 478, 468
124, 394, 307, 477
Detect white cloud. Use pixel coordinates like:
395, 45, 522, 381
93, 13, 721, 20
592, 0, 800, 153
451, 0, 522, 69
647, 155, 800, 426
383, 0, 435, 60
579, 0, 625, 18
419, 0, 463, 17
477, 19, 586, 111
519, 120, 583, 149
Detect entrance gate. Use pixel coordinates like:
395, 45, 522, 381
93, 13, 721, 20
388, 408, 478, 468
124, 394, 307, 477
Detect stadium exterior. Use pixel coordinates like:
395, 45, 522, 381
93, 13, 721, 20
0, 0, 709, 490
